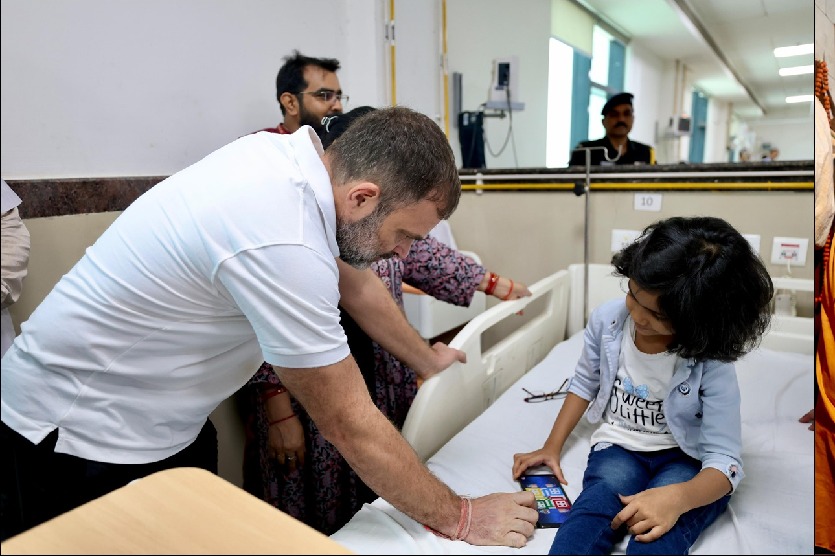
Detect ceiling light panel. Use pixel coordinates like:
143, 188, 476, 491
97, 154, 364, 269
773, 44, 814, 58
779, 65, 813, 76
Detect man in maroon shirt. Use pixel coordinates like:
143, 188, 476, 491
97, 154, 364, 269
259, 50, 346, 136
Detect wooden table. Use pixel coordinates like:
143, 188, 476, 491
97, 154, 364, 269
1, 467, 353, 555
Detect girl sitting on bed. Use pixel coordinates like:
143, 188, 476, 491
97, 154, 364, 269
512, 216, 773, 555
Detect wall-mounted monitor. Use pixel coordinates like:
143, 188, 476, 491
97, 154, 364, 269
667, 115, 692, 136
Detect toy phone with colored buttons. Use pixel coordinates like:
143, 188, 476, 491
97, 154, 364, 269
518, 467, 572, 528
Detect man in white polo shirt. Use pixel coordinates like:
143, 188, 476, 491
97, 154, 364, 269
0, 107, 537, 547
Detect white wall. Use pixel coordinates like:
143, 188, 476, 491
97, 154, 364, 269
746, 115, 815, 161
393, 0, 443, 124
446, 0, 551, 168
0, 0, 387, 179
623, 42, 666, 157
3, 0, 815, 178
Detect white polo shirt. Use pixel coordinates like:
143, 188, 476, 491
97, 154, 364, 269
1, 127, 350, 464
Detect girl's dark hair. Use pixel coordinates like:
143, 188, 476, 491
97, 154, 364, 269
318, 106, 377, 149
612, 216, 773, 362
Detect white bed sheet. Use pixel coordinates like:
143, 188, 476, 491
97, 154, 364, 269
331, 332, 814, 555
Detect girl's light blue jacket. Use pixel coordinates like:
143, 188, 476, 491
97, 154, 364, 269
568, 298, 744, 492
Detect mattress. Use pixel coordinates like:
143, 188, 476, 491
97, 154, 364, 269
331, 331, 814, 555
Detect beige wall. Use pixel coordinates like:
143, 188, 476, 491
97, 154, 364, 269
6, 188, 813, 488
449, 189, 813, 282
448, 189, 814, 345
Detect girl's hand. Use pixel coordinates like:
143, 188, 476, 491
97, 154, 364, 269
611, 484, 687, 542
511, 449, 566, 485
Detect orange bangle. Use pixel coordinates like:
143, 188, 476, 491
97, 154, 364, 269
268, 413, 296, 427
501, 279, 515, 301
484, 272, 499, 296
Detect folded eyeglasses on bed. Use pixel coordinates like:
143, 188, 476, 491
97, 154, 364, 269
522, 378, 569, 403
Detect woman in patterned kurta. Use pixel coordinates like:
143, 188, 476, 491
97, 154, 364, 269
239, 235, 528, 534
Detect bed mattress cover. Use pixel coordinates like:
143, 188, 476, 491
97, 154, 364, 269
331, 332, 814, 555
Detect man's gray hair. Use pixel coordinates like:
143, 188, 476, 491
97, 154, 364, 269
326, 106, 461, 219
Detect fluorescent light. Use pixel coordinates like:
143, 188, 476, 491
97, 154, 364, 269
779, 65, 813, 76
785, 95, 813, 104
774, 44, 813, 58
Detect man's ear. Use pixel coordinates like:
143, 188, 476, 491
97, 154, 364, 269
345, 182, 381, 217
280, 92, 299, 116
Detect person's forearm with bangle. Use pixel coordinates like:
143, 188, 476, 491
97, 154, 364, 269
478, 271, 531, 301
261, 384, 294, 427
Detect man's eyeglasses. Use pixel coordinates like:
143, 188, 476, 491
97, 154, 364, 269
523, 378, 569, 403
296, 89, 348, 104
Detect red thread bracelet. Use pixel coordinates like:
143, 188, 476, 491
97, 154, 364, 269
484, 272, 499, 296
261, 386, 288, 401
502, 279, 515, 301
423, 497, 471, 541
268, 413, 296, 427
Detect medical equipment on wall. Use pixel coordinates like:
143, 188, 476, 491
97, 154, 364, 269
453, 56, 525, 168
485, 56, 525, 111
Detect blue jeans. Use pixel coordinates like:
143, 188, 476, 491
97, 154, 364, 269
549, 443, 730, 555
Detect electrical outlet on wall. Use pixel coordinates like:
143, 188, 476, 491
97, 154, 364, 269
742, 234, 761, 255
611, 229, 641, 252
770, 237, 808, 266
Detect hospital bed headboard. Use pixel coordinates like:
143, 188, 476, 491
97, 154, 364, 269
567, 263, 621, 337
762, 276, 814, 354
401, 270, 570, 461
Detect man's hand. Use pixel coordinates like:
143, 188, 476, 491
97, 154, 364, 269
416, 342, 466, 381
465, 491, 538, 547
611, 484, 687, 543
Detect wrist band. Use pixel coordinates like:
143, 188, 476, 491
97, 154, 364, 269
459, 497, 473, 541
268, 413, 296, 427
501, 279, 515, 301
261, 386, 288, 402
423, 497, 472, 541
484, 272, 499, 296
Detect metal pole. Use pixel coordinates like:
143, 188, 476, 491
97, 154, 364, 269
571, 145, 622, 323
584, 150, 591, 323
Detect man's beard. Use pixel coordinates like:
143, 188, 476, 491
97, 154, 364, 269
299, 102, 338, 135
335, 207, 394, 269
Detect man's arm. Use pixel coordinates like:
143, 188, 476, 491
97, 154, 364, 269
275, 358, 538, 546
1, 206, 30, 309
336, 259, 465, 380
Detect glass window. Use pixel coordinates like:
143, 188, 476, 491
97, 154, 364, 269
589, 26, 612, 86
588, 26, 624, 141
546, 26, 626, 166
546, 37, 574, 167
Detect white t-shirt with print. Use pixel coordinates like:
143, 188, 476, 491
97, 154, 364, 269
590, 317, 680, 452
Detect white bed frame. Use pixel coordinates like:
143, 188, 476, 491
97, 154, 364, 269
401, 270, 570, 461
402, 264, 814, 461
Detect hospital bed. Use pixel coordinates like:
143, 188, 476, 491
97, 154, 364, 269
331, 264, 814, 555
